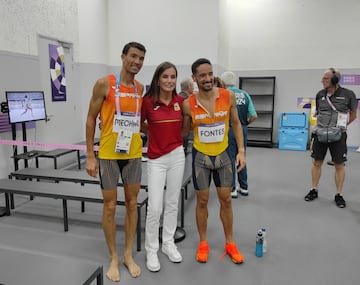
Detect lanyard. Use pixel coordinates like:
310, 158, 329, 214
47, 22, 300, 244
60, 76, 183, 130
115, 73, 139, 115
326, 95, 337, 112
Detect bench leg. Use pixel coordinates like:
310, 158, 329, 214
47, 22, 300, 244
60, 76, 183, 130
96, 266, 104, 285
10, 193, 14, 209
83, 265, 103, 285
5, 193, 11, 216
62, 199, 68, 232
80, 183, 85, 212
77, 150, 81, 169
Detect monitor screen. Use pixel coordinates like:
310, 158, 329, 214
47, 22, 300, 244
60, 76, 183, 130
6, 91, 47, 124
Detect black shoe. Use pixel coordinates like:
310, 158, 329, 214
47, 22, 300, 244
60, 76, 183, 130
335, 194, 346, 208
305, 189, 318, 201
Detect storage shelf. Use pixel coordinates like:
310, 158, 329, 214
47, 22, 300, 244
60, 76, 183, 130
248, 127, 273, 131
239, 76, 276, 148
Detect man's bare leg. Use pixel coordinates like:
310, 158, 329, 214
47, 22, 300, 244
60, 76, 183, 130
101, 189, 120, 282
217, 187, 233, 243
123, 184, 141, 278
311, 159, 323, 189
195, 189, 210, 241
334, 162, 345, 194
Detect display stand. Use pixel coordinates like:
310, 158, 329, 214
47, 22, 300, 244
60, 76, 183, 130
7, 122, 42, 211
1, 124, 18, 217
11, 122, 46, 170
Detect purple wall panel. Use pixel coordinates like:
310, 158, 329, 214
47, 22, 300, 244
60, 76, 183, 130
0, 114, 35, 133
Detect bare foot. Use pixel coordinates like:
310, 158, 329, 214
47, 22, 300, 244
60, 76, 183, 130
123, 256, 141, 278
106, 257, 120, 282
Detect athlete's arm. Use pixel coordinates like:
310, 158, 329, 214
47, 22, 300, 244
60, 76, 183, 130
85, 77, 108, 177
229, 91, 246, 172
348, 109, 357, 125
181, 99, 192, 138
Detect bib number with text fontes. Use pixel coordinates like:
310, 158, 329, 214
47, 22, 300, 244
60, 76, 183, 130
198, 122, 225, 143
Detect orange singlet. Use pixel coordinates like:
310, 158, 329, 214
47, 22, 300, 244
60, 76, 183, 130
188, 88, 231, 156
98, 74, 143, 160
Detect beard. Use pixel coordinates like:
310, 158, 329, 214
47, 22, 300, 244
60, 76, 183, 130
201, 82, 213, 92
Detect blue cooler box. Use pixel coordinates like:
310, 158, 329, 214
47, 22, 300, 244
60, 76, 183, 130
278, 112, 309, 151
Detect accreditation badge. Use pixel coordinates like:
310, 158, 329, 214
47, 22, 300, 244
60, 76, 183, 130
114, 130, 133, 153
336, 112, 348, 129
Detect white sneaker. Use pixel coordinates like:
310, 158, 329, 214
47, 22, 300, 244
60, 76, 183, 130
161, 242, 182, 263
239, 188, 249, 196
146, 252, 160, 272
142, 156, 148, 162
231, 188, 238, 198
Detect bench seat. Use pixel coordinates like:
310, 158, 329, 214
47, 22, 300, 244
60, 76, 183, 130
0, 178, 147, 251
0, 246, 103, 285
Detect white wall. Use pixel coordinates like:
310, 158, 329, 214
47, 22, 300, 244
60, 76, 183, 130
107, 0, 219, 67
223, 0, 360, 70
1, 0, 359, 69
0, 0, 359, 179
218, 0, 231, 69
0, 0, 79, 60
77, 0, 108, 64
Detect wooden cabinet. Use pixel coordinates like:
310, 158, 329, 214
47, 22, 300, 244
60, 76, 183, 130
239, 76, 276, 147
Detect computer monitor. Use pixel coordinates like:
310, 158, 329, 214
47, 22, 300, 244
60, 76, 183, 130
5, 91, 47, 124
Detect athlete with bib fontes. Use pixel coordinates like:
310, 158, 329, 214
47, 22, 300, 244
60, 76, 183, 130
182, 58, 246, 264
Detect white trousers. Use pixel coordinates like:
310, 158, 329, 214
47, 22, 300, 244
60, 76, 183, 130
145, 146, 185, 253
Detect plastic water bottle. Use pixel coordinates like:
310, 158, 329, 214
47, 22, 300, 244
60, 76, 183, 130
261, 228, 267, 253
255, 230, 263, 257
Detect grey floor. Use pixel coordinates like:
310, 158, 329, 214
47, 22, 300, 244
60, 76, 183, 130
1, 147, 360, 285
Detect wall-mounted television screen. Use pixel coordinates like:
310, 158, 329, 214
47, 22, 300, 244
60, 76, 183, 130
6, 91, 47, 124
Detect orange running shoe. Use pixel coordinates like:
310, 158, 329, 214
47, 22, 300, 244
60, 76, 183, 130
196, 241, 210, 263
225, 242, 244, 264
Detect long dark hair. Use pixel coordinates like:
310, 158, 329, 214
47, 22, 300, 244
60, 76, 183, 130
144, 61, 178, 106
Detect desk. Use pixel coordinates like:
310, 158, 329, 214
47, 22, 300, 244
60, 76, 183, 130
0, 247, 103, 285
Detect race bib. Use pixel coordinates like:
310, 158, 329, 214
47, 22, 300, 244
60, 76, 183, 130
198, 122, 225, 143
112, 112, 140, 134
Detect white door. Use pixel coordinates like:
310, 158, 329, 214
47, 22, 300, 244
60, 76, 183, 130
37, 35, 82, 145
